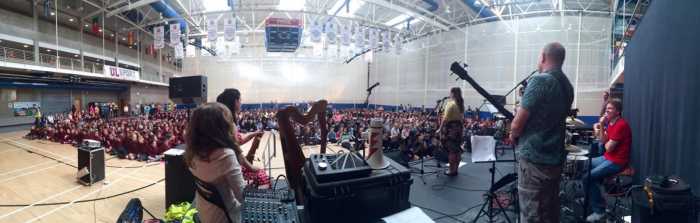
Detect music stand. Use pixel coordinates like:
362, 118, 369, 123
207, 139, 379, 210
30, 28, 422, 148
471, 136, 517, 223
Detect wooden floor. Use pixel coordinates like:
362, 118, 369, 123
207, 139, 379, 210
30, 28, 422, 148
0, 129, 342, 223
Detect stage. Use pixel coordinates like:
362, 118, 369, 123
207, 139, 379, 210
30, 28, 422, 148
0, 126, 525, 222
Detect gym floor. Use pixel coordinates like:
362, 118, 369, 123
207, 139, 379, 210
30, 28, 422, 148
0, 126, 523, 223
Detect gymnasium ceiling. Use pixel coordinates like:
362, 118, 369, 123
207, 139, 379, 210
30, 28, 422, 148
0, 0, 613, 45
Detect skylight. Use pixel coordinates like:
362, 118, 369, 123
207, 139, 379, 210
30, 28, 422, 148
328, 0, 366, 17
202, 0, 231, 12
384, 14, 412, 27
278, 0, 306, 11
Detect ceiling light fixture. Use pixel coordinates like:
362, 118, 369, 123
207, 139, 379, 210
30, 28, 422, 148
85, 24, 89, 27
69, 18, 74, 22
23, 45, 29, 48
50, 12, 55, 16
47, 49, 52, 52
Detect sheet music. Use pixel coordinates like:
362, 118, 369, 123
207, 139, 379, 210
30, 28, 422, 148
382, 207, 435, 223
471, 135, 496, 163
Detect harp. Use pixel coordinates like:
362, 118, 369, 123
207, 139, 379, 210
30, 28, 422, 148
275, 100, 328, 203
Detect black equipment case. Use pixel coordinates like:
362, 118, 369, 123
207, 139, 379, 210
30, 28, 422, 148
302, 155, 413, 223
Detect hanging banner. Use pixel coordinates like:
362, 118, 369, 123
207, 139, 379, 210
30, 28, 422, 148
310, 20, 322, 43
154, 26, 165, 49
394, 34, 403, 55
340, 23, 351, 46
174, 43, 184, 59
127, 31, 134, 46
382, 31, 391, 51
354, 25, 365, 49
325, 22, 337, 45
207, 18, 218, 41
369, 29, 379, 50
169, 23, 180, 45
224, 16, 237, 41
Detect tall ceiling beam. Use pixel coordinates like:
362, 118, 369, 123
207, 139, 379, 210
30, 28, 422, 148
106, 0, 160, 17
395, 0, 458, 29
168, 0, 204, 33
190, 8, 402, 32
80, 0, 154, 38
362, 0, 450, 31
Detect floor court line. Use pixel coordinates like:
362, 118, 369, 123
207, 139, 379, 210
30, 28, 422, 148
4, 139, 77, 163
23, 163, 155, 223
0, 159, 60, 178
0, 166, 132, 221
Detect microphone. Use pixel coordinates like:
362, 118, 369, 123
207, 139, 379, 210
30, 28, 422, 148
366, 82, 380, 92
436, 96, 448, 104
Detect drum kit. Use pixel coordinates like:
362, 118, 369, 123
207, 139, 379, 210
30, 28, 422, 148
564, 145, 590, 180
560, 145, 593, 222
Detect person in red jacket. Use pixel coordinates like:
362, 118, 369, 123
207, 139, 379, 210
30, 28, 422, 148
585, 99, 632, 222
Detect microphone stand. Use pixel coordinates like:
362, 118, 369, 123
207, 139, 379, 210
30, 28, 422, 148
503, 70, 538, 98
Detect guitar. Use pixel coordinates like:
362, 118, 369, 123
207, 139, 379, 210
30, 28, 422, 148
449, 62, 514, 120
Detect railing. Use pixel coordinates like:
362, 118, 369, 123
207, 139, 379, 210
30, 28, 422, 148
0, 45, 169, 84
83, 61, 104, 74
0, 46, 34, 63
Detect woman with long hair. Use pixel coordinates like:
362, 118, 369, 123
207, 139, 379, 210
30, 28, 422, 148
185, 102, 245, 223
439, 87, 465, 176
217, 88, 270, 187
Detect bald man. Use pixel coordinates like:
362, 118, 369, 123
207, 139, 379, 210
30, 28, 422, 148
510, 42, 574, 223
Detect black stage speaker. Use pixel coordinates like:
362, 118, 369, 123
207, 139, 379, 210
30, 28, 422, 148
77, 142, 105, 185
169, 76, 207, 104
303, 156, 412, 223
631, 188, 698, 223
164, 146, 195, 209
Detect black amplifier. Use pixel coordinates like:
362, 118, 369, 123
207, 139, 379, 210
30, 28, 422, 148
242, 188, 299, 223
77, 146, 105, 185
303, 156, 412, 223
308, 153, 371, 183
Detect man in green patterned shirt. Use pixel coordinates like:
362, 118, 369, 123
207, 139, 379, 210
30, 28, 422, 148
510, 42, 574, 223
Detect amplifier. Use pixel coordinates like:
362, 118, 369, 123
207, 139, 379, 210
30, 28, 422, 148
164, 147, 195, 209
242, 188, 299, 223
308, 153, 371, 183
77, 146, 105, 185
303, 156, 412, 223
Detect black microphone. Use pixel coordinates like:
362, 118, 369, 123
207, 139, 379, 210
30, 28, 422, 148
436, 96, 448, 104
366, 82, 380, 92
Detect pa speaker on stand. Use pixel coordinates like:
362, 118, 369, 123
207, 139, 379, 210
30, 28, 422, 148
169, 75, 207, 105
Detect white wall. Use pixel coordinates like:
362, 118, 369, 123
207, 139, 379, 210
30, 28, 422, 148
371, 14, 612, 116
183, 55, 368, 104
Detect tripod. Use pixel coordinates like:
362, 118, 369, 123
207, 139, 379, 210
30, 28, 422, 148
472, 143, 518, 223
472, 160, 517, 223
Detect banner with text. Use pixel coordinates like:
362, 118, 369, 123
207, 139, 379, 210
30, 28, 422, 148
104, 65, 140, 81
224, 16, 236, 41
170, 24, 181, 46
207, 18, 218, 41
154, 26, 165, 49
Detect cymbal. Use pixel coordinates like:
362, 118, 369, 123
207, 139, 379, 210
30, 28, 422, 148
565, 144, 581, 152
566, 117, 586, 127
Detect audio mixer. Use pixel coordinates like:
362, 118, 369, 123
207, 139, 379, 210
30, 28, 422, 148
242, 188, 299, 223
